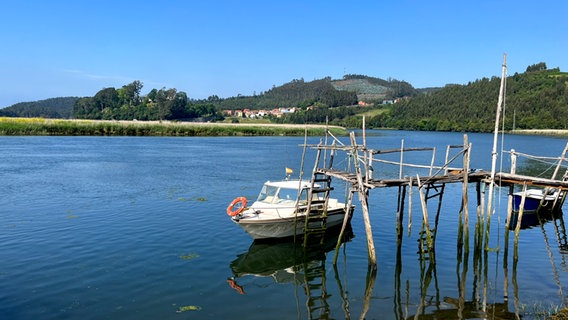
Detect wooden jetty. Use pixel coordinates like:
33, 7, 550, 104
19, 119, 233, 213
302, 128, 568, 269
296, 54, 568, 269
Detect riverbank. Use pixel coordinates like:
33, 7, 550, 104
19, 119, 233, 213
0, 117, 348, 136
510, 129, 568, 137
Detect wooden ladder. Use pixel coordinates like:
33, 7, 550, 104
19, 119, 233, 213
303, 147, 335, 246
303, 257, 329, 319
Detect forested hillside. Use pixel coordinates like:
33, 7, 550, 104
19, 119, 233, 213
215, 77, 358, 110
0, 97, 78, 118
333, 74, 417, 101
366, 64, 568, 132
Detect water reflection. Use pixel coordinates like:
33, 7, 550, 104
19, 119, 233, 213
228, 224, 355, 318
508, 209, 564, 230
406, 217, 519, 320
226, 211, 568, 319
408, 211, 568, 319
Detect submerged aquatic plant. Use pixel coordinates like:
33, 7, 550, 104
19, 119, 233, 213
176, 305, 202, 312
179, 253, 200, 260
520, 302, 563, 319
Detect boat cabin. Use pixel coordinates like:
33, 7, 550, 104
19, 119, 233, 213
255, 180, 321, 206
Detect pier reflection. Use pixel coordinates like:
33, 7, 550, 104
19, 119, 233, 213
404, 219, 516, 319
406, 211, 568, 319
226, 211, 568, 319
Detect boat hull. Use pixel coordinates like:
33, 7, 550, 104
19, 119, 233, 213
233, 207, 353, 240
512, 189, 559, 212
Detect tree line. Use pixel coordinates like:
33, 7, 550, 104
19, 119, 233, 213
73, 81, 223, 121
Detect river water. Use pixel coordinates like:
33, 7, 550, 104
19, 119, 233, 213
1, 131, 568, 319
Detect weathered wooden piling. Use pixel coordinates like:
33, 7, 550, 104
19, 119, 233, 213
505, 150, 517, 231
349, 131, 377, 269
461, 135, 471, 255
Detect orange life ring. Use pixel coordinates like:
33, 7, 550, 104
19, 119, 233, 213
227, 197, 247, 216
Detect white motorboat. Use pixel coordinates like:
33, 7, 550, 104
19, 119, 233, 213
227, 178, 353, 240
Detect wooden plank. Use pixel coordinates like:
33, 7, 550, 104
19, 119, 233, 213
493, 172, 568, 190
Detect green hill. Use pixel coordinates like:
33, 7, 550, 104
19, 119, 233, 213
215, 75, 417, 111
332, 78, 389, 101
0, 97, 78, 118
366, 65, 568, 132
215, 77, 359, 110
332, 75, 417, 101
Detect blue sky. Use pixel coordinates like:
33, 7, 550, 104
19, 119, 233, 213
1, 0, 566, 108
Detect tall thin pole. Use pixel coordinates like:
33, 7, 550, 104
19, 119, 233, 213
486, 53, 507, 249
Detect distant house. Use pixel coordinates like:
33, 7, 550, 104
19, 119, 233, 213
280, 107, 296, 114
358, 101, 373, 106
224, 107, 297, 118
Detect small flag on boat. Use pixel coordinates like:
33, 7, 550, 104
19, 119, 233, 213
285, 167, 293, 175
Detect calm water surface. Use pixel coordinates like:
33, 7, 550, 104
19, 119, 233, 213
1, 131, 568, 319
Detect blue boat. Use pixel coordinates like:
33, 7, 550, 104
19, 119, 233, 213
512, 188, 559, 212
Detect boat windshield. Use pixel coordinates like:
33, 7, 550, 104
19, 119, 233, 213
256, 185, 308, 204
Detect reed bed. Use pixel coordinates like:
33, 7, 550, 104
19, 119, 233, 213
511, 129, 568, 137
0, 117, 347, 136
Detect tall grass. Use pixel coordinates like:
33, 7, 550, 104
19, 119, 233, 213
0, 118, 347, 136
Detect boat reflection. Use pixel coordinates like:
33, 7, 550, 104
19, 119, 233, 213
508, 209, 564, 230
230, 224, 354, 283
228, 224, 354, 318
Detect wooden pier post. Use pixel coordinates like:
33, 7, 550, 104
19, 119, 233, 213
397, 185, 406, 244
408, 176, 413, 236
350, 132, 377, 268
548, 142, 568, 210
462, 135, 470, 255
417, 175, 434, 257
503, 151, 515, 303
396, 139, 405, 243
333, 187, 355, 265
550, 142, 568, 180
505, 150, 517, 231
514, 182, 528, 237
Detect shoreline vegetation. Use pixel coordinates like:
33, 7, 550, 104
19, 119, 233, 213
511, 129, 568, 137
0, 117, 348, 136
2, 117, 568, 137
